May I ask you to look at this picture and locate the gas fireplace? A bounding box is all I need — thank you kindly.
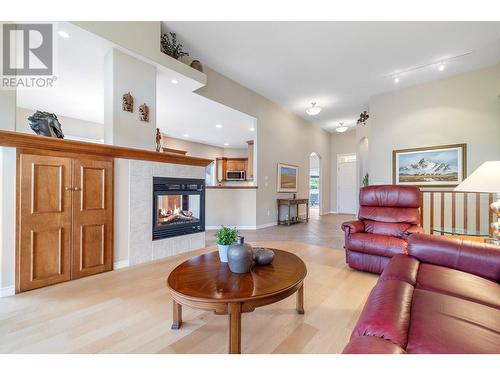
[152,177,205,240]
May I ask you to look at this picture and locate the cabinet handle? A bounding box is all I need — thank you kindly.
[65,187,73,191]
[74,187,82,191]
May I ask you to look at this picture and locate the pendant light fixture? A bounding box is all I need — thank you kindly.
[306,102,322,116]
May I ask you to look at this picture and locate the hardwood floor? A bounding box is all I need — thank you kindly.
[0,214,378,354]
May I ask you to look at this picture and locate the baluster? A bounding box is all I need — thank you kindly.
[464,193,468,232]
[476,192,481,233]
[440,192,445,232]
[430,192,434,234]
[451,192,456,232]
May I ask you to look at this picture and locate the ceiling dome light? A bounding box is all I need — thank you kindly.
[58,30,70,39]
[393,77,400,84]
[336,122,348,133]
[438,63,445,72]
[171,79,179,84]
[183,134,189,138]
[306,102,322,116]
[249,127,255,131]
[215,124,223,128]
[224,143,229,146]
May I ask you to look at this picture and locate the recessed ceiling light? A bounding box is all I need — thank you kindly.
[171,79,179,84]
[224,143,229,146]
[249,127,255,131]
[215,124,223,128]
[306,102,322,116]
[58,30,70,39]
[438,63,445,72]
[183,134,189,138]
[394,77,400,84]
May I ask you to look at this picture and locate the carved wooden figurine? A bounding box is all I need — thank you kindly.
[139,104,149,122]
[122,92,134,112]
[155,128,162,152]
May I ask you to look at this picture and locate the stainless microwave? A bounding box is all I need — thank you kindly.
[226,170,246,181]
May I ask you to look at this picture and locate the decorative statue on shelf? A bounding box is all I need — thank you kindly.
[27,111,64,138]
[357,110,369,125]
[139,103,149,122]
[122,92,134,112]
[155,128,162,152]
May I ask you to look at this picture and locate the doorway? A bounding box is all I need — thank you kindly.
[309,152,321,218]
[337,153,357,214]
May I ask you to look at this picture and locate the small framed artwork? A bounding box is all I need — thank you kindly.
[393,144,467,187]
[277,163,299,192]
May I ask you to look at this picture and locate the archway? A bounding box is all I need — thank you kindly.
[309,152,321,218]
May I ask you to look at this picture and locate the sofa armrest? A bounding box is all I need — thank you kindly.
[408,234,500,281]
[343,336,406,354]
[341,220,365,235]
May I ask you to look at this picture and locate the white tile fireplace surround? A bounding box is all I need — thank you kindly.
[114,159,206,268]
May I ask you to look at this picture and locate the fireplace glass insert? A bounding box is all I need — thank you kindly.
[153,177,205,240]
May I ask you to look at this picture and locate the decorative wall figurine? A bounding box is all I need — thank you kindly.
[122,92,134,112]
[155,128,162,152]
[27,111,64,138]
[139,104,149,122]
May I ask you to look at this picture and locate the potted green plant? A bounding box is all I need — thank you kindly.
[215,226,238,262]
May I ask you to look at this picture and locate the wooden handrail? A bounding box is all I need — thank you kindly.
[420,190,496,236]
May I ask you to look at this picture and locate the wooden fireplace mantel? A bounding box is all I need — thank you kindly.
[0,130,213,167]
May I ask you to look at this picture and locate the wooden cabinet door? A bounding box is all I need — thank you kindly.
[71,158,113,279]
[72,159,113,279]
[18,154,72,292]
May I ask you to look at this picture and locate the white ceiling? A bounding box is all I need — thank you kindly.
[164,21,500,132]
[17,22,112,124]
[157,70,256,148]
[17,22,256,148]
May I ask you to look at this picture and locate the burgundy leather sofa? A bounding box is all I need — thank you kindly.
[343,234,500,354]
[341,185,423,274]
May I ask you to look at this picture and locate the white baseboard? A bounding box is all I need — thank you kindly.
[0,285,15,298]
[113,260,130,270]
[206,222,276,231]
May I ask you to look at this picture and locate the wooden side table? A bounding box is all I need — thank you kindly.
[277,198,309,225]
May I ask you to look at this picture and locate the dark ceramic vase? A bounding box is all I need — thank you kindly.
[227,236,253,274]
[190,59,203,72]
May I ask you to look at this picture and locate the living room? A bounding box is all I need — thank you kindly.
[0,1,499,373]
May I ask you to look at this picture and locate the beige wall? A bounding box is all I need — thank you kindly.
[163,136,223,160]
[206,188,257,229]
[16,107,104,140]
[366,64,500,184]
[196,67,331,225]
[0,91,16,131]
[330,130,357,212]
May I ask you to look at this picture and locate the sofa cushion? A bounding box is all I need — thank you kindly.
[351,279,414,348]
[379,254,419,285]
[406,289,500,354]
[346,251,390,275]
[347,233,408,257]
[359,206,420,224]
[342,336,406,354]
[416,263,500,309]
[363,220,412,238]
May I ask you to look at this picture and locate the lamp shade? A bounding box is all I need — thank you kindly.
[454,161,500,193]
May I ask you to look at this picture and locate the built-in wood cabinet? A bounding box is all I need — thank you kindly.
[17,151,113,292]
[216,157,249,182]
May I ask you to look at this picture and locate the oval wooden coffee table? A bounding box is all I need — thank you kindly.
[167,248,307,354]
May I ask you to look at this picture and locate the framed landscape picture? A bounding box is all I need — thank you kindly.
[277,163,298,192]
[393,144,467,187]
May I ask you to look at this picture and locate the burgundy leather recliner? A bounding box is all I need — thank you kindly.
[341,185,423,274]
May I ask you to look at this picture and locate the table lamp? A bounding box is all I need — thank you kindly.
[455,161,500,243]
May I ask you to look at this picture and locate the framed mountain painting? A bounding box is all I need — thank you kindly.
[392,144,467,187]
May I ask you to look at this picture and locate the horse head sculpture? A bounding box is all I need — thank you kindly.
[27,111,64,138]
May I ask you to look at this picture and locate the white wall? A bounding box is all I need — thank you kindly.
[330,130,357,213]
[206,188,257,229]
[104,48,157,150]
[0,148,16,296]
[223,148,248,158]
[366,64,500,184]
[0,91,16,131]
[196,67,331,225]
[16,107,104,140]
[163,136,223,160]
